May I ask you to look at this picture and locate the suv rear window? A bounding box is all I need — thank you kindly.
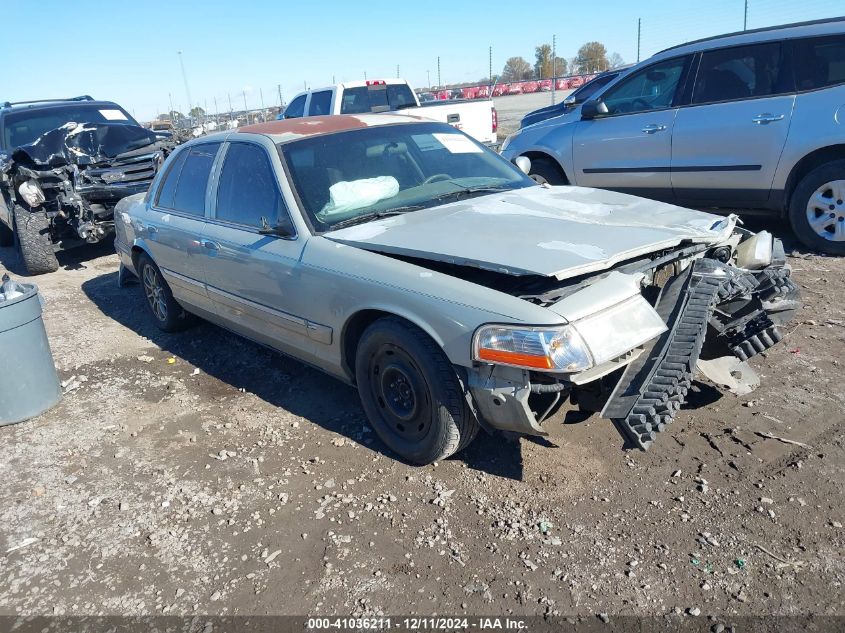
[3,104,138,149]
[793,35,845,91]
[692,43,788,104]
[340,84,417,114]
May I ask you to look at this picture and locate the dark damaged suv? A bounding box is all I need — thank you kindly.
[0,96,176,274]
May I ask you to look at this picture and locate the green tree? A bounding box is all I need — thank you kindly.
[574,41,609,74]
[534,44,567,79]
[501,56,533,82]
[167,110,185,122]
[189,106,205,119]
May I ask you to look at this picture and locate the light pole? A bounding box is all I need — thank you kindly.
[437,56,441,88]
[637,18,642,63]
[743,0,748,30]
[177,51,193,122]
[427,70,430,90]
[551,35,556,105]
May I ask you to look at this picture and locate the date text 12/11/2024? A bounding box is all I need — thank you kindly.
[306,617,528,630]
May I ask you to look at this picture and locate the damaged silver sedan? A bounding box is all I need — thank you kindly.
[114,114,800,464]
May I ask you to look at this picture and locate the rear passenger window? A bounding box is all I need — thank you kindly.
[693,43,787,104]
[793,35,845,91]
[308,90,332,116]
[216,143,292,231]
[170,143,220,215]
[155,148,188,208]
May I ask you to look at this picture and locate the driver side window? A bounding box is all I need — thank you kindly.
[600,56,689,115]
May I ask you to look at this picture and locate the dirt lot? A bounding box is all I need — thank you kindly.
[0,216,843,620]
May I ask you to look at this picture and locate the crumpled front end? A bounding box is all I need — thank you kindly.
[3,122,174,247]
[466,232,800,449]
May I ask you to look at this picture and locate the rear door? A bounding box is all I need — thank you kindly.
[671,42,795,204]
[144,142,221,312]
[572,55,691,198]
[201,140,319,360]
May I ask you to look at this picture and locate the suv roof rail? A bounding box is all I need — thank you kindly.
[657,15,845,54]
[1,95,95,109]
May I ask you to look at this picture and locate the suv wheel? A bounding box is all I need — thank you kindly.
[13,206,59,275]
[789,160,845,255]
[354,317,479,465]
[528,157,568,186]
[136,253,195,332]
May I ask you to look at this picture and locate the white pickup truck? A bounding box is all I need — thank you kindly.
[281,79,498,146]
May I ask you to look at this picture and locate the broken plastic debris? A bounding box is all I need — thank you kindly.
[734,558,746,569]
[1,273,24,301]
[166,357,176,364]
[6,537,38,553]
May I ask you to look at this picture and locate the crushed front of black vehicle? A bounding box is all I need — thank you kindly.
[2,121,174,260]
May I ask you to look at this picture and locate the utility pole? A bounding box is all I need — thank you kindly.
[396,64,400,78]
[743,0,748,30]
[277,84,283,108]
[364,71,367,81]
[637,18,642,63]
[551,34,556,105]
[259,87,265,121]
[168,92,174,118]
[427,70,431,90]
[214,96,218,125]
[488,46,492,88]
[242,91,248,123]
[227,92,233,123]
[437,56,441,88]
[177,51,193,121]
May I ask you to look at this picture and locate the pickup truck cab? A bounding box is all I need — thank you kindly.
[282,79,498,146]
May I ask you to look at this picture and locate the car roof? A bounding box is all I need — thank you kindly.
[0,98,124,115]
[653,16,845,60]
[237,113,429,144]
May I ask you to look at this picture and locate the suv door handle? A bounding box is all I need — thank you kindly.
[752,113,785,124]
[201,240,219,251]
[641,124,667,134]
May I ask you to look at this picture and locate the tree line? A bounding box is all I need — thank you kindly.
[498,42,626,83]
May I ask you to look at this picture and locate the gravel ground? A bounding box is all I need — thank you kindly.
[493,91,574,136]
[0,216,843,619]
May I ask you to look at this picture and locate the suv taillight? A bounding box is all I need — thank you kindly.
[492,107,498,132]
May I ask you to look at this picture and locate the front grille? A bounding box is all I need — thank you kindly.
[80,153,158,186]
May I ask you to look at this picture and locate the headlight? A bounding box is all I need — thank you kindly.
[473,324,593,373]
[735,230,773,269]
[18,180,45,208]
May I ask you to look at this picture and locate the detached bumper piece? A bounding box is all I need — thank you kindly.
[602,259,796,450]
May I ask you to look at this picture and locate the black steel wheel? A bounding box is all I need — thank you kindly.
[355,317,478,464]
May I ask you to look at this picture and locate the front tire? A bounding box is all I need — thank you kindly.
[13,206,59,275]
[527,157,568,186]
[355,317,479,465]
[788,160,845,255]
[136,253,195,332]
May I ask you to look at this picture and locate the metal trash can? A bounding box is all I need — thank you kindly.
[0,282,61,425]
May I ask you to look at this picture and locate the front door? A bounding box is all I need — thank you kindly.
[572,55,692,200]
[671,42,794,205]
[201,140,317,360]
[144,142,221,312]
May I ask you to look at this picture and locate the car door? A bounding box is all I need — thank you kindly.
[201,140,319,360]
[143,141,221,313]
[572,55,691,199]
[671,42,795,205]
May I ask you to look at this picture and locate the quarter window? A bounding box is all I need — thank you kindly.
[308,90,332,116]
[170,143,220,215]
[216,143,291,231]
[284,95,307,119]
[155,148,188,208]
[600,56,688,115]
[692,43,786,104]
[793,35,845,91]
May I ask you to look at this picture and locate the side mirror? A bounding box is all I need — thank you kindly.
[580,99,609,120]
[563,95,576,106]
[259,216,295,238]
[513,156,531,175]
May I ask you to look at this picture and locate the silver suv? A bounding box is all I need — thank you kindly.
[500,18,845,255]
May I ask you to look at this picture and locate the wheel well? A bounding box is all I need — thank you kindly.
[131,245,147,270]
[784,145,845,211]
[341,309,394,381]
[521,151,569,183]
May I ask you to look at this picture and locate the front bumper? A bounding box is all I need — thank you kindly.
[467,257,800,448]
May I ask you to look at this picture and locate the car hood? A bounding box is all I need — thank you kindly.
[325,186,735,280]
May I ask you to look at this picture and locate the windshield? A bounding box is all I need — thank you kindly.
[570,72,619,103]
[281,122,534,232]
[3,104,138,149]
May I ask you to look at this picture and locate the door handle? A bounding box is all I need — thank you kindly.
[752,113,785,124]
[201,240,219,251]
[641,124,667,134]
[146,225,158,235]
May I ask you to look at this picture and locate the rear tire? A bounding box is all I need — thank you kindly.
[355,317,479,465]
[788,160,845,255]
[528,157,568,186]
[14,205,59,275]
[136,253,195,332]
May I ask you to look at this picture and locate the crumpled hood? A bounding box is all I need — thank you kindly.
[11,121,162,167]
[325,186,735,280]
